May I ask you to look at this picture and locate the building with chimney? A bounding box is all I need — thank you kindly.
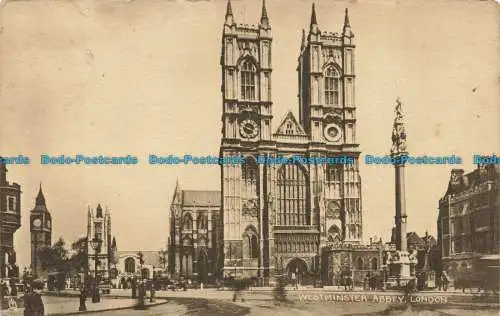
[30,184,52,278]
[87,204,115,283]
[437,163,500,280]
[0,159,21,280]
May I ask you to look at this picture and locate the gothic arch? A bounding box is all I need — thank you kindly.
[322,62,342,74]
[196,213,208,230]
[243,225,259,259]
[327,225,341,241]
[236,55,259,70]
[356,257,363,270]
[182,213,193,230]
[371,257,378,270]
[242,156,259,198]
[323,63,341,106]
[285,257,309,276]
[276,162,310,226]
[237,58,258,101]
[124,257,135,274]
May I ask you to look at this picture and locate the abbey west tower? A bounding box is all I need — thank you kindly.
[219,1,362,279]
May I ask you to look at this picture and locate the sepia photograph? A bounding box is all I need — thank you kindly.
[0,0,498,315]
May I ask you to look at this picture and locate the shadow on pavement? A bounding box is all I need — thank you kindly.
[344,303,498,316]
[168,297,250,316]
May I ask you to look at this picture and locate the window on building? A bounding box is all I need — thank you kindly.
[197,214,208,230]
[371,258,378,270]
[242,157,258,198]
[94,223,103,241]
[276,163,309,226]
[183,214,193,230]
[326,164,342,182]
[285,122,294,135]
[124,257,135,273]
[240,60,256,100]
[250,235,258,259]
[324,66,340,105]
[6,196,16,212]
[244,227,259,259]
[356,257,363,270]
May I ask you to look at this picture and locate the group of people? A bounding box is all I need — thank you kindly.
[22,281,45,316]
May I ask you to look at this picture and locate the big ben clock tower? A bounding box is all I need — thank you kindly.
[30,184,52,277]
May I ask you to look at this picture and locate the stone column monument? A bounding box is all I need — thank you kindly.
[387,98,417,287]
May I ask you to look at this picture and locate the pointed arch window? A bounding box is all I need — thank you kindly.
[277,163,309,226]
[240,61,256,100]
[356,257,363,270]
[183,214,193,231]
[244,227,259,259]
[325,66,340,105]
[250,235,258,258]
[197,213,208,230]
[242,157,258,198]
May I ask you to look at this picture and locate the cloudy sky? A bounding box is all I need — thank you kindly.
[0,0,498,268]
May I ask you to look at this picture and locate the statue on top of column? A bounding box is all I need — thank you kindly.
[391,97,407,156]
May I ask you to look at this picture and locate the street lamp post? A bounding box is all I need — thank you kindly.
[78,241,88,311]
[90,236,102,303]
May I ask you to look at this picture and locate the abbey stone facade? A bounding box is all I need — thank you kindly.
[169,1,386,285]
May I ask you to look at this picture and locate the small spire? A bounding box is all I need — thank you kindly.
[225,0,234,25]
[226,0,233,17]
[96,203,103,218]
[310,3,318,27]
[260,0,270,28]
[35,183,46,207]
[343,8,354,38]
[300,29,306,50]
[344,8,350,28]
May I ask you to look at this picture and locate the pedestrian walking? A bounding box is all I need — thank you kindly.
[24,280,44,316]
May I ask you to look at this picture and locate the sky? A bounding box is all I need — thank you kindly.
[0,0,498,269]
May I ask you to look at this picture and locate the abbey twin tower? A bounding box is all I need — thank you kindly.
[169,1,381,285]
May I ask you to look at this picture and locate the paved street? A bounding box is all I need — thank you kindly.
[95,288,499,315]
[2,288,497,315]
[1,295,165,315]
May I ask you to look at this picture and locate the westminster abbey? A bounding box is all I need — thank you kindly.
[169,1,385,285]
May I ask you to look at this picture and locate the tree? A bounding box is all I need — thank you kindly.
[38,237,70,273]
[69,237,88,273]
[137,251,146,279]
[158,249,167,270]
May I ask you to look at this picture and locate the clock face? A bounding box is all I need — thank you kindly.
[240,119,259,139]
[324,124,342,142]
[33,218,42,228]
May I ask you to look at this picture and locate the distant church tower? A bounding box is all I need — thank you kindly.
[87,204,112,281]
[30,184,52,277]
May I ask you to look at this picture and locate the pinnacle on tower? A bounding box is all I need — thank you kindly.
[343,8,353,37]
[309,3,319,35]
[260,0,270,28]
[35,183,46,206]
[344,8,350,28]
[310,3,318,28]
[96,203,103,218]
[300,29,306,50]
[225,0,234,25]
